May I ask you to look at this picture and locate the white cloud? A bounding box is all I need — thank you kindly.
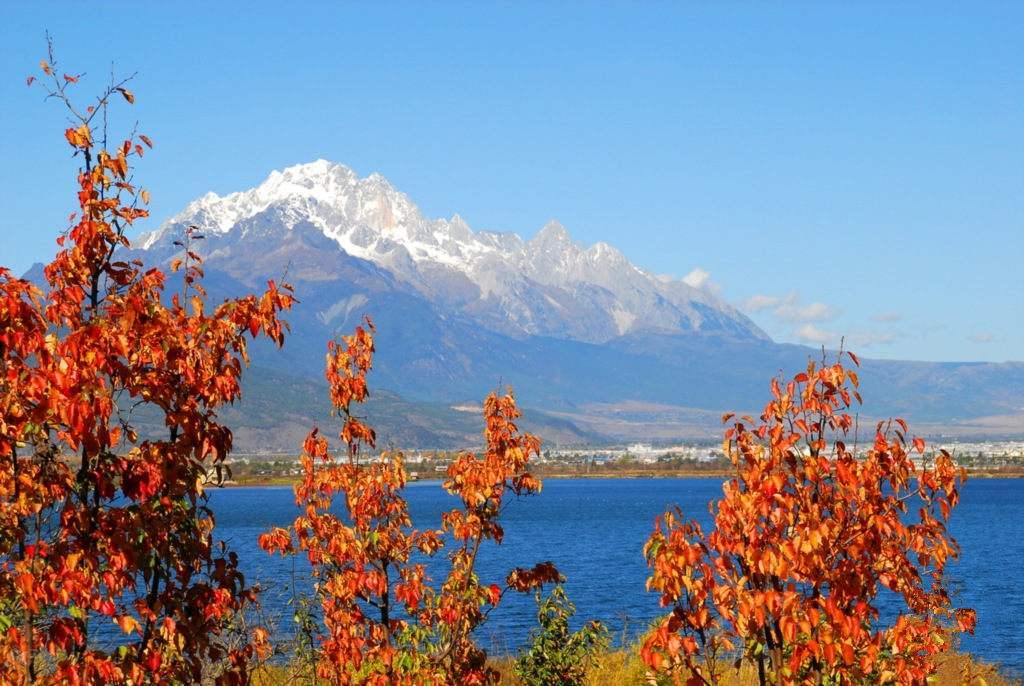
[742,292,836,323]
[849,330,897,347]
[775,300,835,323]
[736,292,900,352]
[792,326,897,349]
[681,267,721,295]
[795,323,835,345]
[682,268,710,289]
[743,294,781,312]
[969,333,995,344]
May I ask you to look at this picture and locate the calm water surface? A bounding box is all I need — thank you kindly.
[208,478,1023,675]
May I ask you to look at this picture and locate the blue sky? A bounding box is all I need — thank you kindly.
[1,3,1021,362]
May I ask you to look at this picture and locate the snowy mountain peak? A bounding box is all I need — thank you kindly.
[532,220,572,245]
[139,161,769,344]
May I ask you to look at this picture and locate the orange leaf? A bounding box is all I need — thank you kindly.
[64,124,91,149]
[116,614,140,634]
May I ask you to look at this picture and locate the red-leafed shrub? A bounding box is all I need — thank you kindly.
[642,353,976,686]
[0,47,292,684]
[261,319,560,685]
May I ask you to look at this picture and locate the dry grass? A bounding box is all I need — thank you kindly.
[489,649,1020,686]
[254,649,1019,685]
[251,651,1019,683]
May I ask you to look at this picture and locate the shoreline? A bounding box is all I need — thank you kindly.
[224,468,1024,488]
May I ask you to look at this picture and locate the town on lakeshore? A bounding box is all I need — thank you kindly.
[223,440,1024,485]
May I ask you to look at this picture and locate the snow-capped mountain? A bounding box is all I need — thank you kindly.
[138,160,768,344]
[125,161,1024,443]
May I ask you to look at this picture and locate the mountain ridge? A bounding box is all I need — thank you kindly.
[138,160,769,345]
[22,160,1023,448]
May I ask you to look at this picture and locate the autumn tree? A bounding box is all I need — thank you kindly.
[641,352,976,686]
[0,44,292,684]
[260,319,561,685]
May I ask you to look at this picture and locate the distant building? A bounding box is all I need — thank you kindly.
[627,443,659,463]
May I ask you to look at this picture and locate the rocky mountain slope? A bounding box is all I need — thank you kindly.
[138,160,767,345]
[27,161,1021,448]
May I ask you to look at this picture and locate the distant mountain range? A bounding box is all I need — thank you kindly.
[28,161,1024,449]
[138,160,767,344]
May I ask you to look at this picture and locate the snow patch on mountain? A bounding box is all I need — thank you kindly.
[139,160,769,344]
[317,293,370,326]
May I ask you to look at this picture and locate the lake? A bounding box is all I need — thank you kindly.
[208,477,1023,676]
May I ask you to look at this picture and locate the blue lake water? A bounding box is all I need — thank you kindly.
[208,477,1023,676]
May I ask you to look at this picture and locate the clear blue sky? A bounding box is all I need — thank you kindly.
[2,2,1020,362]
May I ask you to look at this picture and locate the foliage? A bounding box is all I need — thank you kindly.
[641,352,977,686]
[0,45,293,684]
[513,584,608,686]
[259,319,561,685]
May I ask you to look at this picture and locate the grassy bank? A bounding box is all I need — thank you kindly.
[251,649,1019,685]
[493,650,1021,686]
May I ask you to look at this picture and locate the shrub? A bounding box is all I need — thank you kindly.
[514,584,608,686]
[260,319,561,685]
[0,46,293,684]
[641,352,976,686]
